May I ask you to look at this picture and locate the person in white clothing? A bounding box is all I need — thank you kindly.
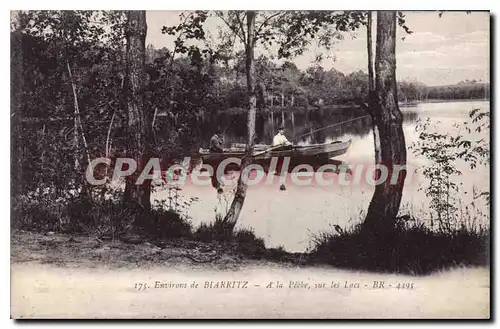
[273,126,292,146]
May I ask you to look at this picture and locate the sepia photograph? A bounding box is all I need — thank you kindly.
[10,9,490,319]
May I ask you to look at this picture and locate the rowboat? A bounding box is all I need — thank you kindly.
[230,143,269,150]
[199,140,351,164]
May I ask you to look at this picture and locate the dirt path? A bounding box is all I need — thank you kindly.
[11,230,253,270]
[11,231,490,319]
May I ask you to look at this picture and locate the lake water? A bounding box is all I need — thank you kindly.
[154,100,490,252]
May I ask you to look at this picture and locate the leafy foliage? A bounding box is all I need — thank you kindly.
[410,108,490,231]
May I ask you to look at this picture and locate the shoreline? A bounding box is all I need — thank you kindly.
[193,99,491,115]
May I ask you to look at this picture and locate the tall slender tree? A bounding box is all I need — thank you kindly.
[221,11,257,233]
[366,11,382,166]
[123,11,153,212]
[364,11,407,231]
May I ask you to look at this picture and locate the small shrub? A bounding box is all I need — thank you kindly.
[193,216,267,257]
[410,108,490,232]
[233,228,266,258]
[310,219,489,275]
[194,222,218,243]
[64,197,96,232]
[193,214,233,242]
[12,200,60,231]
[149,208,193,239]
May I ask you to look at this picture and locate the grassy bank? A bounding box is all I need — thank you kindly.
[11,198,489,274]
[309,220,489,275]
[11,198,305,268]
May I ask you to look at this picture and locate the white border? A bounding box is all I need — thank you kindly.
[5,1,496,10]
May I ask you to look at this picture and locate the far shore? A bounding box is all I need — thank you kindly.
[415,98,489,104]
[156,98,490,116]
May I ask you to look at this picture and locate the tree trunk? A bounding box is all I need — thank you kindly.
[367,12,375,93]
[67,62,91,169]
[364,11,407,232]
[367,11,382,166]
[270,111,274,136]
[123,11,152,212]
[11,28,24,195]
[221,11,256,235]
[256,82,266,110]
[73,96,80,173]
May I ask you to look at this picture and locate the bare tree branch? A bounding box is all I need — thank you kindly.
[215,11,245,44]
[255,11,284,38]
[235,12,247,45]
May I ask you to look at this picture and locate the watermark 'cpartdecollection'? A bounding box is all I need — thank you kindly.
[86,157,415,187]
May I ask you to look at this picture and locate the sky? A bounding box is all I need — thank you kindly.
[145,11,490,86]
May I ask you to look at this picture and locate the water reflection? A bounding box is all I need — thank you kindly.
[196,107,418,148]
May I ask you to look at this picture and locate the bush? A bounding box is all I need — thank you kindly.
[12,193,195,240]
[310,219,489,275]
[193,216,267,257]
[233,228,266,258]
[148,208,193,239]
[12,199,61,231]
[194,222,219,243]
[193,215,234,243]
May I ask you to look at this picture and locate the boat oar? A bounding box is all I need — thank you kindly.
[253,143,293,157]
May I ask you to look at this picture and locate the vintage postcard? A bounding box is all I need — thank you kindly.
[10,10,490,319]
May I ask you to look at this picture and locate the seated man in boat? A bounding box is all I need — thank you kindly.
[273,126,292,147]
[209,130,224,153]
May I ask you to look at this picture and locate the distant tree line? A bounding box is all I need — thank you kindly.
[147,47,490,111]
[397,79,490,103]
